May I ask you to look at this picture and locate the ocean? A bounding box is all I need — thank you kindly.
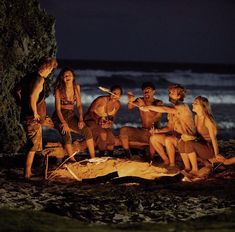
[46,69,235,139]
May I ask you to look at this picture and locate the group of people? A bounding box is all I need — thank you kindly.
[14,57,234,179]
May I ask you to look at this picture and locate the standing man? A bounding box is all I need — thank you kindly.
[119,82,168,162]
[14,57,58,178]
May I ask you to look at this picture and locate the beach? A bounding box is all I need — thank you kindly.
[0,139,235,231]
[1,68,235,231]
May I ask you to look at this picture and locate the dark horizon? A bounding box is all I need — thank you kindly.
[58,59,235,73]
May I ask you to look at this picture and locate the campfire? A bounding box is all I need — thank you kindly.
[47,157,178,183]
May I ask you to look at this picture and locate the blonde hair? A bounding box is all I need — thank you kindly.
[168,84,186,101]
[195,96,217,130]
[38,57,58,73]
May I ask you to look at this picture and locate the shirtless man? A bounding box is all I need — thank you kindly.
[141,84,196,168]
[119,82,167,161]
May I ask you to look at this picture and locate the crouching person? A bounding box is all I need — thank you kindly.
[84,85,122,156]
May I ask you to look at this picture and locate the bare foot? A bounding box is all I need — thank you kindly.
[189,170,199,177]
[163,159,170,166]
[24,172,32,179]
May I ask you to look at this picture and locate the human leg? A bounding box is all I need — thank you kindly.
[180,153,191,171]
[25,150,35,178]
[119,127,131,150]
[106,129,117,156]
[24,120,42,178]
[64,143,76,162]
[86,139,95,158]
[165,136,178,166]
[119,127,134,158]
[150,134,169,164]
[188,152,199,174]
[86,121,107,155]
[80,125,95,158]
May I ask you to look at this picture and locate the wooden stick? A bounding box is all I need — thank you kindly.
[65,164,81,181]
[47,151,77,180]
[98,86,141,108]
[98,86,116,96]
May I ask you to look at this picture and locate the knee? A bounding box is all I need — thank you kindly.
[82,126,93,140]
[165,137,174,147]
[188,152,196,158]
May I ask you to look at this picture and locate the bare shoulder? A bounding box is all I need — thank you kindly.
[175,103,190,111]
[93,95,106,105]
[32,76,44,91]
[174,103,192,117]
[35,75,44,85]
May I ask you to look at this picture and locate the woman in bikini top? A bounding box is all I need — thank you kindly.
[85,86,122,127]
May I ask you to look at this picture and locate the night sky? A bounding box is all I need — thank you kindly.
[39,0,235,64]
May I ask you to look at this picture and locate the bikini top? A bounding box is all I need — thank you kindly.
[60,89,77,106]
[196,117,211,141]
[94,98,116,117]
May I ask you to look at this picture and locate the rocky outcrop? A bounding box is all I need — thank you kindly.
[0,0,56,152]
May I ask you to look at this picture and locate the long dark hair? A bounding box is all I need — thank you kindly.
[53,67,77,95]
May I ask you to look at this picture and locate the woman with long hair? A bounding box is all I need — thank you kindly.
[52,67,95,161]
[84,85,122,156]
[180,96,222,176]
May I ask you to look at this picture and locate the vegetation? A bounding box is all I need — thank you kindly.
[0,0,56,152]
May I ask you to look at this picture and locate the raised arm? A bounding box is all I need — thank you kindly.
[141,105,177,114]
